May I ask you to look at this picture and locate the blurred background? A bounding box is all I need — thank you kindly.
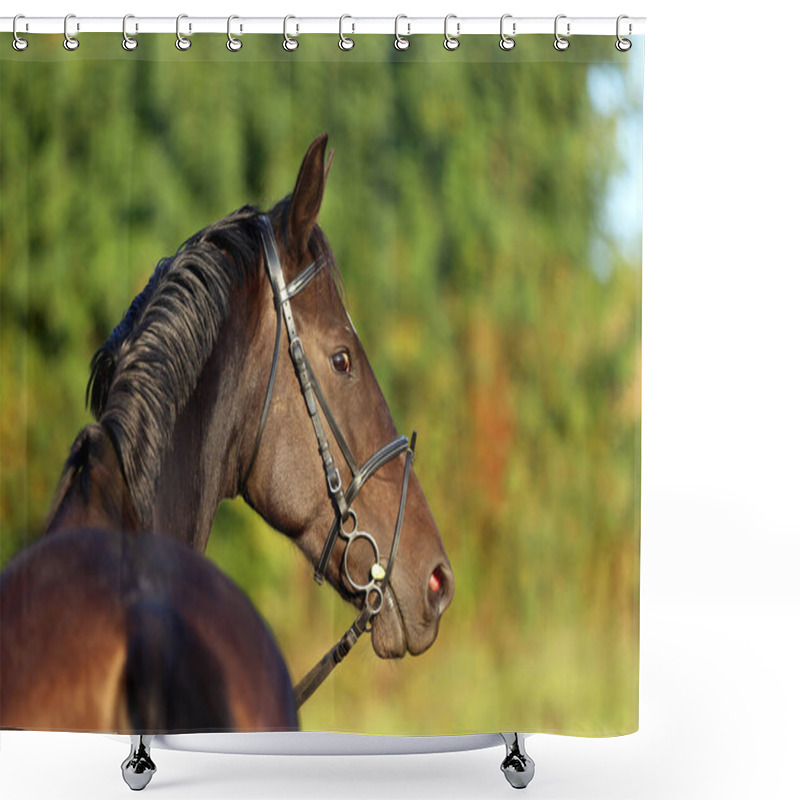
[0,34,642,736]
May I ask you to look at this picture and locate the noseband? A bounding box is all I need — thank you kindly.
[242,216,416,708]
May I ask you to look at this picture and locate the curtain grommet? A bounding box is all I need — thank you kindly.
[615,15,632,51]
[283,15,299,51]
[394,15,410,51]
[175,14,191,51]
[12,15,29,51]
[339,15,355,51]
[499,14,516,51]
[444,14,460,51]
[554,14,570,51]
[64,13,80,51]
[227,15,243,52]
[122,14,138,51]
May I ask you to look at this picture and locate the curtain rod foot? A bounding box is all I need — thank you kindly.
[121,735,157,791]
[500,733,535,789]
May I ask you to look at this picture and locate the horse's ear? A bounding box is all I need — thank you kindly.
[288,133,333,260]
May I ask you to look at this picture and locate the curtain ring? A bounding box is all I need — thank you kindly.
[499,14,515,51]
[122,14,138,51]
[615,15,632,51]
[176,14,191,50]
[553,14,570,51]
[227,15,243,51]
[443,14,460,51]
[12,15,28,51]
[64,13,80,51]
[339,14,355,50]
[283,15,299,51]
[394,15,410,51]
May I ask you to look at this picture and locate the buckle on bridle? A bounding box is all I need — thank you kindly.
[289,337,305,364]
[327,466,343,495]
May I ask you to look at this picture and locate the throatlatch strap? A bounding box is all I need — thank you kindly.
[241,219,319,498]
[240,306,282,497]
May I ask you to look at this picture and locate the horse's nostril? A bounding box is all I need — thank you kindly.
[428,564,453,615]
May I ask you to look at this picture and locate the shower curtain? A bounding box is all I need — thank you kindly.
[0,30,643,738]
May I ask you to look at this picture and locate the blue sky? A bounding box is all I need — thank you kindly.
[587,38,644,276]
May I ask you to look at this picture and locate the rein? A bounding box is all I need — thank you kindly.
[243,216,416,709]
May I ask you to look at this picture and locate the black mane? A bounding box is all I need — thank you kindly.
[88,205,265,528]
[87,201,340,530]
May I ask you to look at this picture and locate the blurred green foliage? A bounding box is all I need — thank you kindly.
[1,34,641,735]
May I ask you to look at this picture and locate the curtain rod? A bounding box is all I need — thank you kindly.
[2,16,646,37]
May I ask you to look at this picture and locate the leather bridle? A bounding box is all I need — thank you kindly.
[241,215,416,708]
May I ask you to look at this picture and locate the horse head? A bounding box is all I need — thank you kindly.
[240,135,454,659]
[88,134,453,662]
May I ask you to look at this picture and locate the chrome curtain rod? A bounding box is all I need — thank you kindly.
[2,15,646,37]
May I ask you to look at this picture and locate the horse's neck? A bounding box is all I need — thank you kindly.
[151,290,259,551]
[45,423,138,535]
[151,395,233,550]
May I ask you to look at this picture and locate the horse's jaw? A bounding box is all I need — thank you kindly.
[369,585,408,659]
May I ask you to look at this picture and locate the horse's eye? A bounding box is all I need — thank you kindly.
[331,351,351,374]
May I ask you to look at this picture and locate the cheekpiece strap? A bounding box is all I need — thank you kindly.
[260,216,349,520]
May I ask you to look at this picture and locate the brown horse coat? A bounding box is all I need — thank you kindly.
[0,424,297,733]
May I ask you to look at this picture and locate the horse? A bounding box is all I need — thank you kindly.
[0,423,299,788]
[84,132,454,664]
[2,133,452,785]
